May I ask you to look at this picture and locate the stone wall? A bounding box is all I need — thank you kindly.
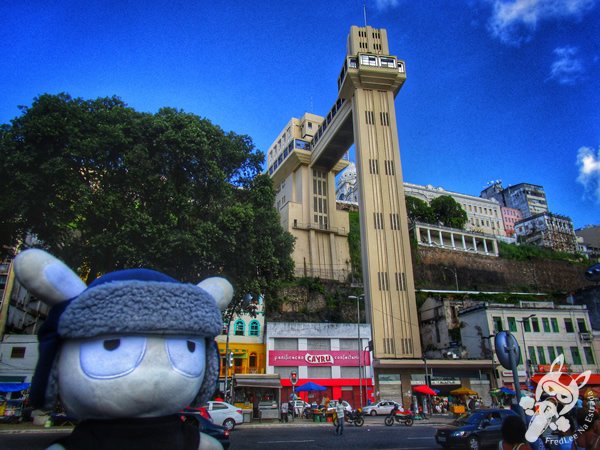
[412,247,589,293]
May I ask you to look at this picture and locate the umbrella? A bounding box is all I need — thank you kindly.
[500,387,515,395]
[450,387,478,396]
[294,381,327,392]
[413,385,437,396]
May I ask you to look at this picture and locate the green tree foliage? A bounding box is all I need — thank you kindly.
[405,196,435,224]
[348,210,362,281]
[0,93,294,303]
[430,195,468,229]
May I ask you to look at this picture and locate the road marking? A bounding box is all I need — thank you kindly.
[257,440,315,444]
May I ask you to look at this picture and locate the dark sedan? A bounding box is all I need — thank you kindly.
[180,413,231,449]
[435,408,517,450]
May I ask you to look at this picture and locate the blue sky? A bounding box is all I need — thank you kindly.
[1,0,598,228]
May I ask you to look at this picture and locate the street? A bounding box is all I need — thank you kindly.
[0,418,444,450]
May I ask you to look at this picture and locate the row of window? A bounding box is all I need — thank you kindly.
[493,316,588,334]
[522,345,594,366]
[223,319,261,337]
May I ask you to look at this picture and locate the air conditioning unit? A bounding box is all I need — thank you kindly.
[580,332,592,342]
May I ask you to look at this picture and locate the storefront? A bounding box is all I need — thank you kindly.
[266,322,373,408]
[230,374,281,420]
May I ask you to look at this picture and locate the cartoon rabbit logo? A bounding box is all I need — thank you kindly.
[520,355,591,442]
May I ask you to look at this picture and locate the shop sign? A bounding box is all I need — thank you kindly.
[501,370,526,377]
[269,350,370,367]
[537,364,569,373]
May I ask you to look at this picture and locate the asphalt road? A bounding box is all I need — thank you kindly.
[0,418,444,450]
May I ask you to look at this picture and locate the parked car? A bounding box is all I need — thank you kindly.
[435,408,518,449]
[202,401,243,431]
[180,413,230,449]
[326,400,352,414]
[291,400,310,416]
[362,400,401,416]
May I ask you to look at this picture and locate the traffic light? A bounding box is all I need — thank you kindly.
[228,352,233,367]
[290,371,298,385]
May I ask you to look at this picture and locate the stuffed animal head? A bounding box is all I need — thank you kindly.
[14,249,233,420]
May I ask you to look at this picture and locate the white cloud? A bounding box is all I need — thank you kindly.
[486,0,596,46]
[548,46,585,84]
[576,146,600,202]
[374,0,400,11]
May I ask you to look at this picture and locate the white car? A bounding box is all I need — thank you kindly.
[326,400,352,413]
[362,400,401,416]
[203,401,243,430]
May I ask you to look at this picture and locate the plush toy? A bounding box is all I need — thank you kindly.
[14,248,233,450]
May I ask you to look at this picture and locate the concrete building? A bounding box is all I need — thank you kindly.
[267,113,351,282]
[481,182,548,219]
[460,301,599,390]
[514,212,578,254]
[576,225,600,261]
[0,334,38,384]
[404,182,505,237]
[266,322,373,408]
[267,25,422,377]
[501,207,523,237]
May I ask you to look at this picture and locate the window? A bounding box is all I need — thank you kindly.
[10,347,26,359]
[523,318,531,332]
[249,352,257,368]
[531,318,540,332]
[307,366,332,378]
[542,318,550,333]
[584,347,595,365]
[577,318,587,332]
[564,319,574,333]
[570,347,582,365]
[527,347,537,365]
[274,366,298,378]
[307,339,330,350]
[234,320,245,336]
[274,338,298,350]
[556,346,565,360]
[493,317,503,333]
[249,320,260,336]
[508,317,517,332]
[341,367,360,378]
[537,347,547,365]
[548,346,557,362]
[551,318,559,333]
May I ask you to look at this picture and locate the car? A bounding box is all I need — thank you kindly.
[291,400,310,416]
[362,400,401,416]
[202,401,243,431]
[326,400,352,413]
[180,413,231,449]
[180,406,211,421]
[435,408,518,449]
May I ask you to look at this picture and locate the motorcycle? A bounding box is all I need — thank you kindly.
[334,408,364,427]
[384,405,414,427]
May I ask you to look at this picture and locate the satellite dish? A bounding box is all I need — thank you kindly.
[494,331,521,370]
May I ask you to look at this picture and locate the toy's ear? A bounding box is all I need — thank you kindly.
[549,354,565,374]
[13,249,87,306]
[197,277,234,311]
[574,370,592,389]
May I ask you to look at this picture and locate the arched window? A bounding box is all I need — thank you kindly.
[249,352,257,368]
[234,320,245,336]
[249,320,260,337]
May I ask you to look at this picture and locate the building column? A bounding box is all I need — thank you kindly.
[450,232,456,249]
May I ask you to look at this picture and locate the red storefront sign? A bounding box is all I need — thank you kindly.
[269,350,370,367]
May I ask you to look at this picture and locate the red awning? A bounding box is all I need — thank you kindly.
[531,374,600,386]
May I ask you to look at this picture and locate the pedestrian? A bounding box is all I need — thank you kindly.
[499,415,533,450]
[281,401,288,423]
[335,399,346,436]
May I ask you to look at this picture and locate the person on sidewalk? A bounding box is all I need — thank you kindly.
[280,402,288,423]
[335,399,346,436]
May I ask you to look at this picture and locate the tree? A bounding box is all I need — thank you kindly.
[405,196,435,225]
[0,93,294,304]
[430,195,468,229]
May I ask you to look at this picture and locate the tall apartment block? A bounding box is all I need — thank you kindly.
[481,181,548,219]
[268,25,421,363]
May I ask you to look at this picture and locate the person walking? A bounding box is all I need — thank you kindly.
[335,399,346,436]
[280,401,288,423]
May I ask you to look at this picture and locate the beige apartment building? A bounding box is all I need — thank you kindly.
[267,114,351,281]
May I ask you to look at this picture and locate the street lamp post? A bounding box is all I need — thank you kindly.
[518,314,536,388]
[348,294,364,408]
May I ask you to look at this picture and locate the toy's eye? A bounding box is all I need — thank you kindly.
[165,338,206,378]
[80,337,146,379]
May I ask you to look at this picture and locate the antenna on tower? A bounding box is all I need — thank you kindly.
[363,1,368,27]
